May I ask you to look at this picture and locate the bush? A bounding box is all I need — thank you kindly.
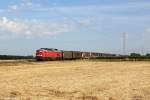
[146,53,150,57]
[130,53,141,57]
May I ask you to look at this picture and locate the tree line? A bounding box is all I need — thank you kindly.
[95,53,150,61]
[130,53,150,57]
[0,55,34,60]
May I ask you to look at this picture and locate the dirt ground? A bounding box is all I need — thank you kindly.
[0,60,149,100]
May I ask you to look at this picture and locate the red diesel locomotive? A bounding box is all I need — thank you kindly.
[36,48,62,61]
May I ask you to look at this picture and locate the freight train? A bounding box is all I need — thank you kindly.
[36,48,116,61]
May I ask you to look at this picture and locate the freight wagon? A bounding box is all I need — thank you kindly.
[36,48,115,61]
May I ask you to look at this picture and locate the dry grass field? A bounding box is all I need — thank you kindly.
[0,60,150,100]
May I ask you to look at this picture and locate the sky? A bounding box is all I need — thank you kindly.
[0,0,150,55]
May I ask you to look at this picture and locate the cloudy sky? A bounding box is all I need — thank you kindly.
[0,0,150,55]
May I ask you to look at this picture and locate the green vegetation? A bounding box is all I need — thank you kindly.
[0,55,34,60]
[146,53,150,57]
[130,53,141,57]
[94,53,150,61]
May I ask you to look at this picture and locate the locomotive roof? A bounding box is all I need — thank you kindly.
[40,48,59,51]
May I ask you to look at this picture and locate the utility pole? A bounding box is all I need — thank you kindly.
[123,33,127,55]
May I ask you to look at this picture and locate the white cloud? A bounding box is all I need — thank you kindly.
[8,5,18,11]
[145,28,150,33]
[7,0,40,11]
[26,2,33,6]
[78,19,92,27]
[0,17,90,38]
[0,17,25,34]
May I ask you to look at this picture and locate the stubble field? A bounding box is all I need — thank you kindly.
[0,60,150,100]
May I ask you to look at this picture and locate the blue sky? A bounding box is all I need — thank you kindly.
[0,0,150,55]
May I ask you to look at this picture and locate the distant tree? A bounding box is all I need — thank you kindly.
[130,53,141,57]
[146,53,150,57]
